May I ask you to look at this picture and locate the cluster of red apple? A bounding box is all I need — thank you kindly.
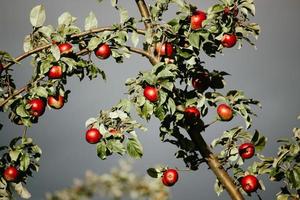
[26,42,112,120]
[238,142,260,193]
[154,8,238,62]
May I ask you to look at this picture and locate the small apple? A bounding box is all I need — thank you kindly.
[94,43,111,59]
[47,95,64,109]
[192,73,210,92]
[58,43,73,55]
[48,65,63,79]
[184,106,200,124]
[28,98,46,117]
[221,34,237,48]
[240,175,259,193]
[143,86,159,102]
[190,10,207,30]
[162,168,179,187]
[85,128,102,144]
[224,6,230,15]
[217,103,233,121]
[155,43,174,57]
[239,143,255,159]
[3,166,19,182]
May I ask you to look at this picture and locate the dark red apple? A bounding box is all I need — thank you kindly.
[48,66,63,79]
[240,175,259,193]
[192,73,210,92]
[58,43,73,55]
[217,104,233,121]
[162,168,179,187]
[239,143,255,159]
[190,10,207,30]
[3,166,19,182]
[28,98,46,117]
[85,128,102,144]
[94,43,111,59]
[143,86,159,102]
[221,34,237,48]
[224,6,230,15]
[155,43,174,57]
[47,95,64,109]
[184,106,201,124]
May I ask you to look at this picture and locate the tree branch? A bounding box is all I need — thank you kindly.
[187,125,245,200]
[126,46,158,65]
[135,0,152,30]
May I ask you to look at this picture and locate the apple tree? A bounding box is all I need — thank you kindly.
[0,0,299,200]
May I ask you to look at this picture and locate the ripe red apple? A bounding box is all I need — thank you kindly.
[221,34,237,48]
[190,10,207,30]
[184,106,201,124]
[240,175,259,193]
[94,43,111,59]
[3,166,19,182]
[28,98,46,117]
[217,104,233,121]
[239,143,255,159]
[48,66,63,79]
[143,86,159,102]
[192,73,210,92]
[224,6,230,15]
[155,43,174,57]
[47,95,64,109]
[162,168,179,187]
[85,128,102,144]
[58,43,73,55]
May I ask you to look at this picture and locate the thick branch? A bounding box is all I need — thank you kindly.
[126,46,158,65]
[135,0,152,30]
[187,125,245,200]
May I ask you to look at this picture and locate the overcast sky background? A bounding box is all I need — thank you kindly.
[1,0,300,199]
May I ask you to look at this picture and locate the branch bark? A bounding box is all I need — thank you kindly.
[135,0,152,30]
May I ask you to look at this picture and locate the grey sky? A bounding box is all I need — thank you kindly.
[0,0,300,199]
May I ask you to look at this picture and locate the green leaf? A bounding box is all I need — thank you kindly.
[12,183,31,199]
[85,117,97,128]
[127,137,143,159]
[214,179,224,196]
[131,31,139,47]
[119,7,129,24]
[147,168,160,178]
[188,32,200,48]
[168,98,176,115]
[9,150,21,161]
[96,141,107,160]
[35,86,48,98]
[85,12,98,31]
[23,35,33,52]
[142,101,154,119]
[58,12,75,26]
[30,5,46,27]
[20,153,30,171]
[50,45,60,61]
[107,140,125,154]
[16,105,28,117]
[88,37,102,51]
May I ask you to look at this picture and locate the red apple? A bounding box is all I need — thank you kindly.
[217,104,233,121]
[240,175,259,193]
[190,10,207,30]
[143,86,159,102]
[3,166,19,182]
[48,65,63,79]
[162,168,179,187]
[184,106,201,124]
[85,128,102,144]
[192,73,210,92]
[239,143,255,159]
[28,98,46,117]
[94,43,111,59]
[155,43,174,57]
[224,6,230,15]
[58,43,73,55]
[221,34,237,48]
[47,95,64,109]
